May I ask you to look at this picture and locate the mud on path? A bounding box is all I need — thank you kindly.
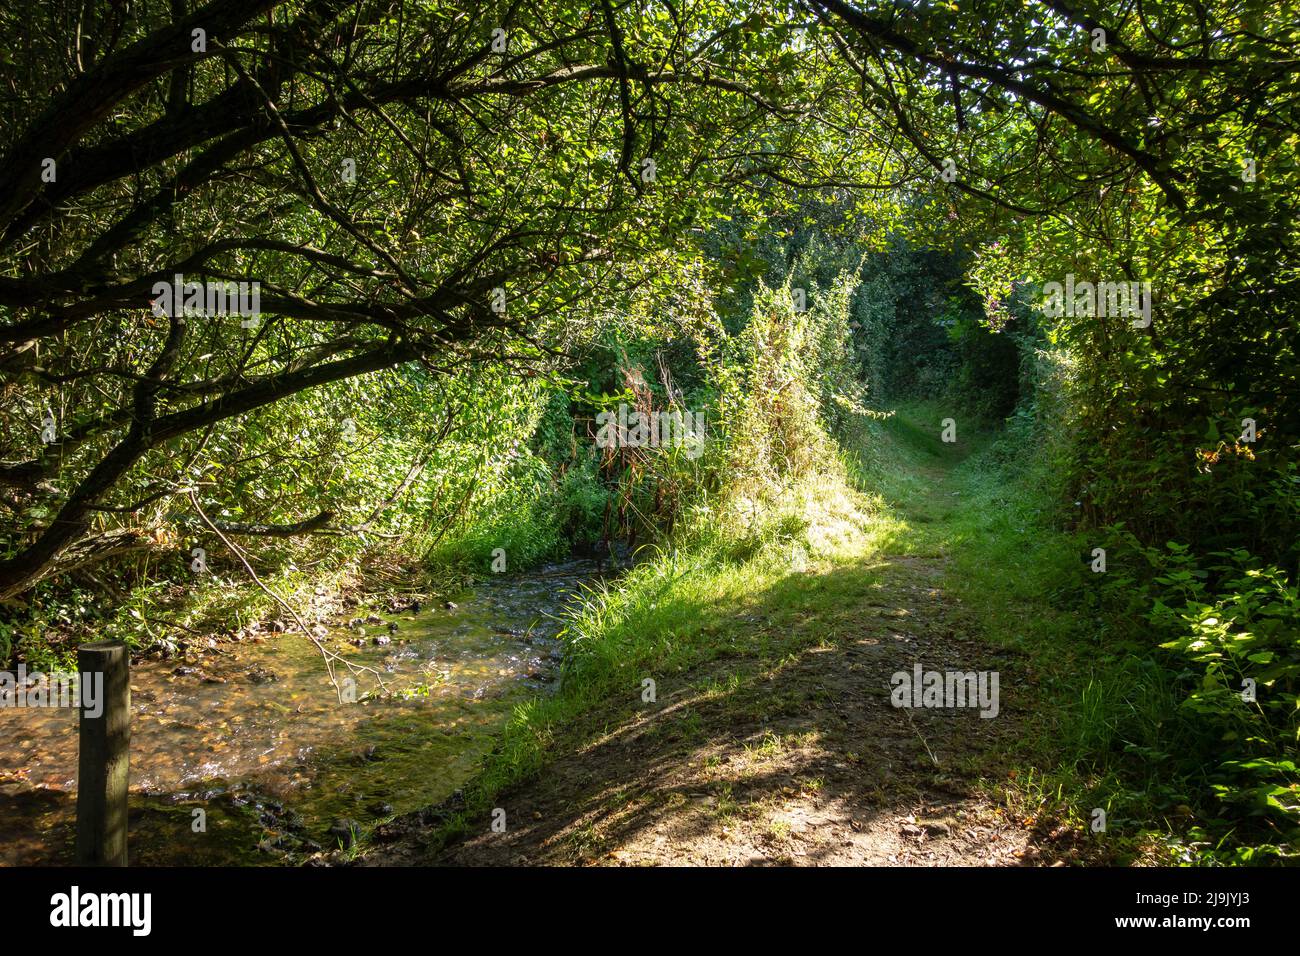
[366,475,1063,866]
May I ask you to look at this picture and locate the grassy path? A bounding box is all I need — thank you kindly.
[363,409,1104,866]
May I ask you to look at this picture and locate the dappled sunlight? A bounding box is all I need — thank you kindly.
[2,1,1293,884]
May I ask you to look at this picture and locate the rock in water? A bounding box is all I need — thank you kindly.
[327,819,361,849]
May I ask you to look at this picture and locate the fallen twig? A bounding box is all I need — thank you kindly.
[188,490,386,702]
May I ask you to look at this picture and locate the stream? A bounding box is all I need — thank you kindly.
[0,559,604,865]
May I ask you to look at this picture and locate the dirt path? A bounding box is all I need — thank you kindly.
[366,430,1058,866]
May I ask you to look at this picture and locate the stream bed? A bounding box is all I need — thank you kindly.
[0,559,603,865]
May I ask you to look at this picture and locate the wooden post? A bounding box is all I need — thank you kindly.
[75,640,130,866]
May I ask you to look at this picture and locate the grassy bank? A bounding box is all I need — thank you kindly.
[356,407,1059,861]
[372,436,906,852]
[358,404,1292,865]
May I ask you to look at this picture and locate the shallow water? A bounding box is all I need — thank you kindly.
[0,560,601,865]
